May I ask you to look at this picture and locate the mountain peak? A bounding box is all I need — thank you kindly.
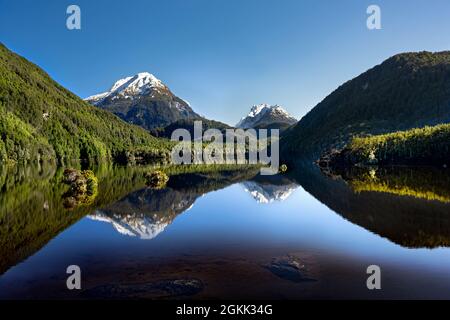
[84,72,198,130]
[236,104,297,129]
[248,103,271,116]
[85,72,167,105]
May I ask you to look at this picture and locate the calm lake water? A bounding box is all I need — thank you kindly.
[1,163,450,299]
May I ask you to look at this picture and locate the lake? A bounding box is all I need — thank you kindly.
[1,163,450,299]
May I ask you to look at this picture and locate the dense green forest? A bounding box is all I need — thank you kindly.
[0,43,172,165]
[322,123,450,167]
[282,51,450,160]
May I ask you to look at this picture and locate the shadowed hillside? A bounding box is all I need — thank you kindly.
[291,164,450,248]
[282,51,450,160]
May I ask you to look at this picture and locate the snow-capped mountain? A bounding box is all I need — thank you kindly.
[85,72,199,130]
[241,181,298,204]
[236,104,297,130]
[88,200,194,240]
[86,185,199,240]
[88,211,171,240]
[85,72,169,104]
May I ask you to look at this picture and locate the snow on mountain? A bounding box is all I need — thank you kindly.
[85,72,167,105]
[236,104,297,129]
[241,181,298,204]
[84,72,199,130]
[88,210,171,240]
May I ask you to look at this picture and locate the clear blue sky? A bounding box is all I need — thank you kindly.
[1,0,449,125]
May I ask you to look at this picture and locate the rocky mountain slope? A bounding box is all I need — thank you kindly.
[237,104,297,131]
[85,72,199,130]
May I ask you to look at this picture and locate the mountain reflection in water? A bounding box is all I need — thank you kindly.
[89,187,198,240]
[1,162,450,299]
[89,175,301,240]
[305,165,450,248]
[241,175,299,204]
[82,165,450,249]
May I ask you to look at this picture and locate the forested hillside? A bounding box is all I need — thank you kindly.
[0,43,172,165]
[320,123,450,167]
[282,51,450,160]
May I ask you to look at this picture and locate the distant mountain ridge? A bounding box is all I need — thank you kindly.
[150,117,232,138]
[282,51,450,160]
[85,72,199,130]
[236,104,297,130]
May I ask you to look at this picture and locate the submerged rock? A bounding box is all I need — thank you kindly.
[82,279,203,299]
[264,256,317,283]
